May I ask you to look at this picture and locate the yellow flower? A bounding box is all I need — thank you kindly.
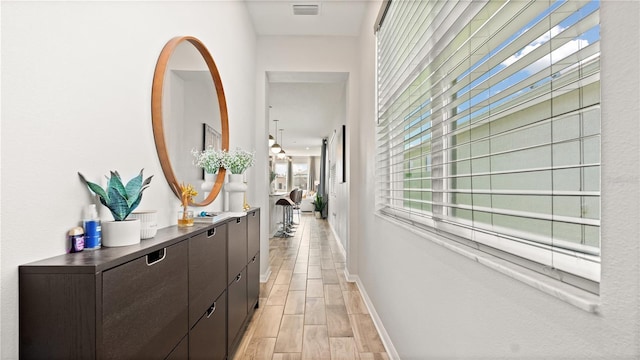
[178,182,198,208]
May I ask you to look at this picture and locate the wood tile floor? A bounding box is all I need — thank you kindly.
[232,213,389,360]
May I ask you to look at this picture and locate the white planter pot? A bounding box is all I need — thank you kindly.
[201,172,216,198]
[225,174,247,212]
[315,211,322,219]
[101,219,141,247]
[129,210,158,239]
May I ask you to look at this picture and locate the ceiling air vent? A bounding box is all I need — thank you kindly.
[292,4,320,16]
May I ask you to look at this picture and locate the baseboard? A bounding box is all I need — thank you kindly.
[331,223,399,359]
[328,221,347,259]
[260,266,272,283]
[344,268,400,360]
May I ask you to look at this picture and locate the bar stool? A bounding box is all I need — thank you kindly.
[275,197,295,237]
[291,189,303,224]
[288,189,302,225]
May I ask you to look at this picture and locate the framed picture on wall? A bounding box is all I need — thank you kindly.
[201,123,221,179]
[203,123,221,151]
[336,125,346,183]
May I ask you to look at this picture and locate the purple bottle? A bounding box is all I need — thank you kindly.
[68,227,85,253]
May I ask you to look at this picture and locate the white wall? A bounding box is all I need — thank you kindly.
[0,1,256,358]
[355,1,640,358]
[327,92,348,252]
[0,2,3,352]
[254,36,360,277]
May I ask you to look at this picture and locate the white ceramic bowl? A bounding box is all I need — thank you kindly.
[129,210,158,239]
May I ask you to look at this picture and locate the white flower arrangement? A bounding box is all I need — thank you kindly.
[222,148,255,174]
[191,146,224,174]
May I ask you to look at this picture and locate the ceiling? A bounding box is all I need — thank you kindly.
[245,0,369,157]
[245,0,368,37]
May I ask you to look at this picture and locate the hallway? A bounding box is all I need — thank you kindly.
[233,214,388,360]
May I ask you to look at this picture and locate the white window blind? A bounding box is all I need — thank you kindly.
[376,0,601,289]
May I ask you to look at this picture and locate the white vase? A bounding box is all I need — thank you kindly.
[225,173,247,212]
[129,210,158,239]
[101,219,141,247]
[201,172,216,198]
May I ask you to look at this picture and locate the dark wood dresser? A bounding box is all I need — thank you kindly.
[19,208,260,360]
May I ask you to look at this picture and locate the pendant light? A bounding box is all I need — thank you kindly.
[271,120,282,154]
[268,106,276,147]
[277,129,287,159]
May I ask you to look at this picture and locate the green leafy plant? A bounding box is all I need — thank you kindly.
[221,148,255,174]
[78,169,153,221]
[313,193,327,212]
[191,146,224,174]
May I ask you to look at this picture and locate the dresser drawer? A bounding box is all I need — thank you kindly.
[247,209,260,262]
[166,335,189,360]
[189,224,227,327]
[190,291,227,360]
[227,267,247,351]
[228,217,248,284]
[102,241,188,360]
[247,252,260,312]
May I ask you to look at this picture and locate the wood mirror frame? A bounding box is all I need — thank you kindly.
[151,36,229,206]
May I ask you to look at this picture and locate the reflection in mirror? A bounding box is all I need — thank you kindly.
[164,41,221,203]
[152,36,229,207]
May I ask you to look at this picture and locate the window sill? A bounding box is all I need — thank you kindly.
[375,212,600,314]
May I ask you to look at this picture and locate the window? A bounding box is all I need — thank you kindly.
[376,0,600,290]
[274,161,288,191]
[293,162,309,191]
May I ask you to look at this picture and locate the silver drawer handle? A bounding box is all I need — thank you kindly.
[235,273,242,283]
[251,256,257,263]
[146,248,166,266]
[206,302,217,318]
[207,228,216,237]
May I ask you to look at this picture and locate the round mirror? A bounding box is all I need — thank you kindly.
[152,36,229,206]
